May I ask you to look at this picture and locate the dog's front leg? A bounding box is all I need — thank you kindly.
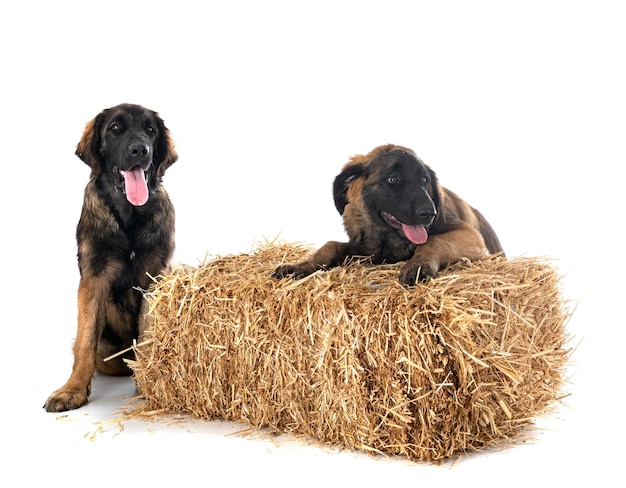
[399,225,488,285]
[273,241,351,279]
[44,276,107,412]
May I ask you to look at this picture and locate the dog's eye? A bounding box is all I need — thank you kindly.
[146,125,155,133]
[422,176,429,184]
[109,123,121,134]
[386,176,399,185]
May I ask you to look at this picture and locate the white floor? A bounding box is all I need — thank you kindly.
[22,370,586,485]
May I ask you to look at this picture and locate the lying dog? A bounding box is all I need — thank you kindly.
[44,104,178,412]
[274,144,503,285]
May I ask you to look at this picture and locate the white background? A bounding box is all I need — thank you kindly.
[1,1,623,485]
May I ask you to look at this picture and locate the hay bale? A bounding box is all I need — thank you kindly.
[131,243,571,463]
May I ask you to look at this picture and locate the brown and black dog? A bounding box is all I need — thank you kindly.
[44,104,178,412]
[274,144,503,285]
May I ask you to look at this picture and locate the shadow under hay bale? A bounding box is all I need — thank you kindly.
[131,243,572,463]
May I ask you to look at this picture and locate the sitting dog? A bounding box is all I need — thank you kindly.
[44,104,178,412]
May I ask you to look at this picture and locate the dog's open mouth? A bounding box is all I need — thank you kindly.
[381,212,428,245]
[119,165,149,206]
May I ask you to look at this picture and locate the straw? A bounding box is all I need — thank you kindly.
[130,242,572,462]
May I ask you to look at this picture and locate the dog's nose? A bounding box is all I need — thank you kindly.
[129,142,150,158]
[417,205,437,222]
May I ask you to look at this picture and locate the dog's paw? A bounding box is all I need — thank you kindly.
[272,264,296,279]
[399,261,438,285]
[43,385,90,412]
[272,262,318,279]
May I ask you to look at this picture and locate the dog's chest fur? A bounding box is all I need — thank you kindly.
[343,206,415,264]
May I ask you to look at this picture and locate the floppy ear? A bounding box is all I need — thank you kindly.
[154,114,178,177]
[75,113,105,172]
[427,166,442,214]
[333,163,367,215]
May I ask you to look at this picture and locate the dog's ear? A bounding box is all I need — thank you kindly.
[75,113,106,172]
[427,165,442,214]
[154,114,178,177]
[333,163,367,215]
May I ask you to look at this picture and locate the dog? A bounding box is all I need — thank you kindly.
[44,103,178,412]
[274,144,503,285]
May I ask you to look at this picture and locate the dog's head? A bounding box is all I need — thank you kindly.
[333,144,441,245]
[75,103,178,206]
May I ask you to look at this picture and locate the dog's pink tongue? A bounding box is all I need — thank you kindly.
[121,167,148,206]
[402,224,428,245]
